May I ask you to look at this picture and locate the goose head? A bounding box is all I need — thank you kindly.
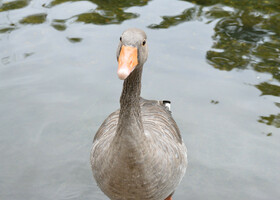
[116,28,148,80]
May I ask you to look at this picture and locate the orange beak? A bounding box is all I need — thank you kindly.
[117,45,138,80]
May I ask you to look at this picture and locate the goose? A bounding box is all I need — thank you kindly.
[90,28,187,200]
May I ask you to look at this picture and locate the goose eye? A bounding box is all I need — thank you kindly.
[142,40,146,46]
[120,37,122,42]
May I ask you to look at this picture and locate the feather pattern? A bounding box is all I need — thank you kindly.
[91,28,187,200]
[91,98,187,200]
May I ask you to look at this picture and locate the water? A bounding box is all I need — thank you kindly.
[0,0,279,199]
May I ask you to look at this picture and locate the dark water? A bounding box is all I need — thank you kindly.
[0,0,279,199]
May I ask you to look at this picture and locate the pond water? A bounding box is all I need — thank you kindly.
[0,0,280,199]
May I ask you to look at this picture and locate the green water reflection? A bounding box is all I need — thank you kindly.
[19,13,47,24]
[48,0,150,25]
[0,0,30,12]
[0,0,150,33]
[51,19,67,31]
[1,0,279,128]
[149,0,280,129]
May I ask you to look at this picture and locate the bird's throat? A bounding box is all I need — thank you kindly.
[116,64,144,140]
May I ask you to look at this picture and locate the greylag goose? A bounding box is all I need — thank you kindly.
[91,28,187,200]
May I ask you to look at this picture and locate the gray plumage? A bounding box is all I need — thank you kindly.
[91,28,187,200]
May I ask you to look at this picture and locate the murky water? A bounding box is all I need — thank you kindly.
[1,0,279,199]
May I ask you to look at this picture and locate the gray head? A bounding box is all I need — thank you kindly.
[116,28,148,80]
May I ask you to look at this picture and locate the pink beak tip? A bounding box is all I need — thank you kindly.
[117,67,130,80]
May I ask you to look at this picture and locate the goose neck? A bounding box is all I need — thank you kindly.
[117,64,144,136]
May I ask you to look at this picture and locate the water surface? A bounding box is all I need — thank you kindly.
[0,0,279,199]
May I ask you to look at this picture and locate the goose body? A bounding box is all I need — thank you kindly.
[91,28,187,200]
